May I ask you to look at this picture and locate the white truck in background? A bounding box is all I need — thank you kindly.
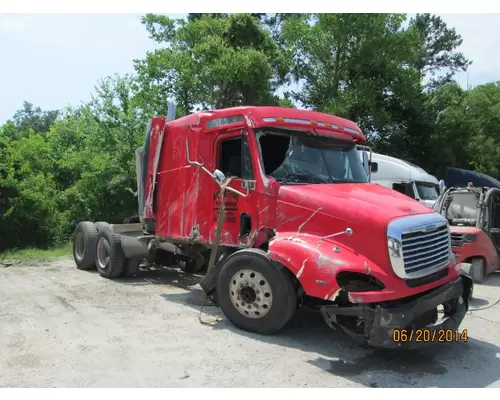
[358,150,445,208]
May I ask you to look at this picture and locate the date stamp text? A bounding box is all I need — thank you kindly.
[392,329,468,343]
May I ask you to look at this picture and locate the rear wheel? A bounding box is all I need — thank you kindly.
[216,248,297,335]
[95,221,111,232]
[95,227,126,279]
[73,221,98,270]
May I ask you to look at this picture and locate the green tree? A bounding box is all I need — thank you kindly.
[134,13,290,115]
[12,101,60,136]
[409,13,471,88]
[281,13,421,144]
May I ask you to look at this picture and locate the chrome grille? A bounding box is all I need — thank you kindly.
[387,213,452,280]
[450,232,464,247]
[401,224,450,274]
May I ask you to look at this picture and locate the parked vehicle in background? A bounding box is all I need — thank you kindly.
[359,152,443,208]
[433,182,500,283]
[444,166,500,190]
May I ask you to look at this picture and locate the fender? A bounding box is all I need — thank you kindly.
[267,232,392,302]
[268,232,460,304]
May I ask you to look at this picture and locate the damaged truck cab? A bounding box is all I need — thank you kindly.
[73,103,472,349]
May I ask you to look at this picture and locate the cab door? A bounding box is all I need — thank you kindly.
[210,130,259,247]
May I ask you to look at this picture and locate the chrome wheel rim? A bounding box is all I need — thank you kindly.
[97,237,111,270]
[229,269,273,319]
[74,232,85,262]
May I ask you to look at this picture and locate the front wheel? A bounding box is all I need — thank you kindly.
[216,249,297,335]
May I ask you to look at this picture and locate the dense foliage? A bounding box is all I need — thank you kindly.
[1,13,498,251]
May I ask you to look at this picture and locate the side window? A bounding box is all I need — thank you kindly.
[219,136,254,179]
[392,182,415,199]
[392,182,406,195]
[405,183,416,198]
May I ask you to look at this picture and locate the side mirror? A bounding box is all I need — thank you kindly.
[370,162,378,173]
[214,169,226,184]
[361,151,369,176]
[439,179,446,194]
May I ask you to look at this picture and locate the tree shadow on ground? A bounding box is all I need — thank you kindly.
[115,266,500,388]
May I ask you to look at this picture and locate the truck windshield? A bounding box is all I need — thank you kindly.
[415,181,439,200]
[446,192,478,225]
[255,129,368,184]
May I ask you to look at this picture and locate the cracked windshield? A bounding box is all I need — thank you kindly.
[256,130,368,184]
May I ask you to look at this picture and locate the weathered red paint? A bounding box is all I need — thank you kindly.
[145,105,460,305]
[268,184,459,302]
[144,117,167,219]
[452,226,499,274]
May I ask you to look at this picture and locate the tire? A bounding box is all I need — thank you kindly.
[124,257,142,277]
[461,260,485,283]
[216,248,297,335]
[471,258,485,283]
[179,252,205,274]
[95,227,126,279]
[73,221,98,270]
[95,221,111,232]
[460,262,474,278]
[460,263,475,302]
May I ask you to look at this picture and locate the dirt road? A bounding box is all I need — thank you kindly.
[1,258,500,388]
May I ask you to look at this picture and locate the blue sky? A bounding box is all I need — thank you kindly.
[1,13,500,124]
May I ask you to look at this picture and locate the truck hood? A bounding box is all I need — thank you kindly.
[275,183,435,268]
[277,183,432,226]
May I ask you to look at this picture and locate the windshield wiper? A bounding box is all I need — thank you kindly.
[276,172,326,184]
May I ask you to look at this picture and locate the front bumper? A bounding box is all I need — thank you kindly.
[321,274,473,350]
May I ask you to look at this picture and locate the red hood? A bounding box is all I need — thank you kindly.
[277,183,433,226]
[275,183,435,268]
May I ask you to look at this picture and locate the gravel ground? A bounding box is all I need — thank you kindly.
[1,258,500,388]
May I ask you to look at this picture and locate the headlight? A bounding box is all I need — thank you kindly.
[464,234,477,243]
[388,237,402,258]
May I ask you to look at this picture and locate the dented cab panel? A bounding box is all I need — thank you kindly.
[155,117,215,242]
[268,232,459,304]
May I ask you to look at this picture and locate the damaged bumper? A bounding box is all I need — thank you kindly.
[321,274,472,350]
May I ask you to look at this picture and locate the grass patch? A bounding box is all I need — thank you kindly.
[0,243,72,263]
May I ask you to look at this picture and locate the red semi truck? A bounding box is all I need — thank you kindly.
[72,101,472,349]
